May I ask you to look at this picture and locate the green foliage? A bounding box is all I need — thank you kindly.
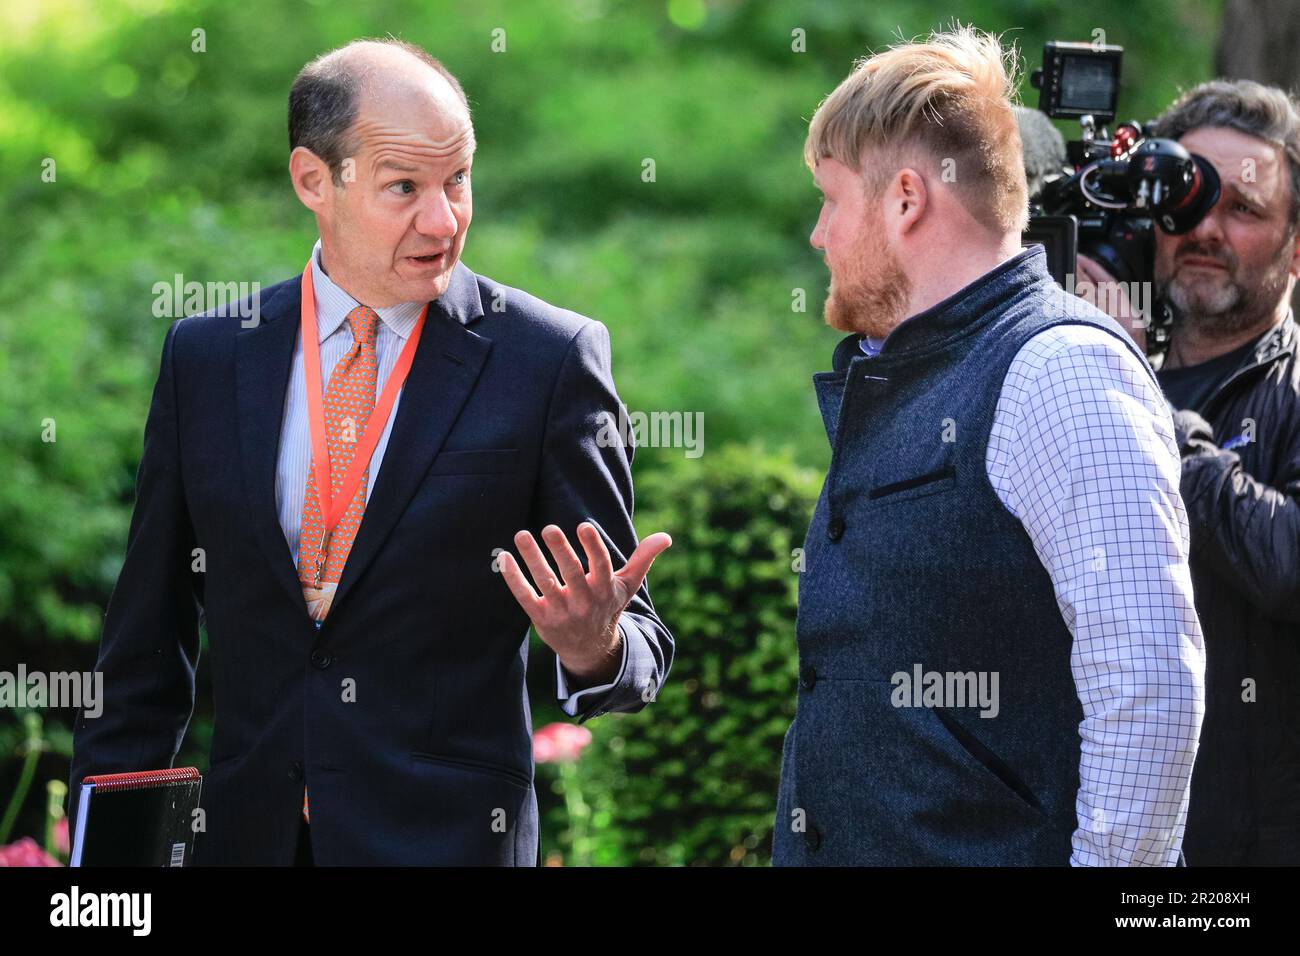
[566,446,821,866]
[0,0,1223,856]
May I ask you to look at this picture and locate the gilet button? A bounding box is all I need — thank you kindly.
[288,761,303,782]
[799,665,817,691]
[311,650,333,669]
[805,824,822,851]
[827,517,844,541]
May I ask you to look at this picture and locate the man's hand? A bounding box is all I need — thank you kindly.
[1075,253,1148,353]
[498,522,672,685]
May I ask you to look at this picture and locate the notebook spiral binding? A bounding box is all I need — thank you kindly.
[83,767,201,792]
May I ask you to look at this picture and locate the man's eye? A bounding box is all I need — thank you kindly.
[451,169,469,186]
[1233,201,1257,216]
[389,180,415,195]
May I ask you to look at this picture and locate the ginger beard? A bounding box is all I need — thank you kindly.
[1157,230,1295,337]
[823,195,912,338]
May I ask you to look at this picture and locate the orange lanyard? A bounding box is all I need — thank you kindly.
[299,261,427,564]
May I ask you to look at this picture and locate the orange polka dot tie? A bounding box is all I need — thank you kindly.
[296,304,380,823]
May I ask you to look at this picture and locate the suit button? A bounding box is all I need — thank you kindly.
[799,665,817,691]
[827,517,844,541]
[311,650,333,669]
[288,761,303,782]
[805,824,822,851]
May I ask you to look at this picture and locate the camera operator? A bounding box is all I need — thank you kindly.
[1076,79,1300,866]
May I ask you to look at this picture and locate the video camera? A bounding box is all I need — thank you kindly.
[1021,41,1222,354]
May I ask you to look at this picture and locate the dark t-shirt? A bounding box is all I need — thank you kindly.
[1156,332,1265,414]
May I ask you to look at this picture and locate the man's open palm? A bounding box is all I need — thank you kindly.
[498,522,672,681]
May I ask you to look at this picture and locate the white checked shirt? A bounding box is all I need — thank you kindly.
[275,240,623,715]
[860,324,1206,867]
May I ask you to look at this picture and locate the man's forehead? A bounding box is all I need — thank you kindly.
[354,111,476,167]
[1183,126,1283,186]
[372,140,475,173]
[813,156,853,186]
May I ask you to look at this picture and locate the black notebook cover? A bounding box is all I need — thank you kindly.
[71,768,203,867]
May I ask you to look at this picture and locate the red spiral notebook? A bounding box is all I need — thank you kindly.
[70,768,203,867]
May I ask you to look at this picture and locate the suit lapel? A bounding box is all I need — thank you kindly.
[235,279,311,614]
[234,263,492,626]
[327,263,491,624]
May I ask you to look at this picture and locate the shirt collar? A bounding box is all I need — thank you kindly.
[858,335,887,357]
[309,238,425,343]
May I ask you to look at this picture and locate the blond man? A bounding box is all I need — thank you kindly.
[774,26,1205,866]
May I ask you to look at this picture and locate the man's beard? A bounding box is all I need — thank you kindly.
[823,219,911,339]
[1157,232,1294,338]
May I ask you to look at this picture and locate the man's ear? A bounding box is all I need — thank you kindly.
[289,146,332,213]
[888,167,927,236]
[1290,228,1300,279]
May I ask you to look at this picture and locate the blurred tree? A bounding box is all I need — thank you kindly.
[1216,0,1300,92]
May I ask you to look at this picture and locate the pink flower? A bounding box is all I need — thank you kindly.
[0,837,63,867]
[533,722,593,764]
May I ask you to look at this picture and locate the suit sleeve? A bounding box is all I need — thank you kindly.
[532,320,674,723]
[66,318,204,823]
[1173,408,1300,623]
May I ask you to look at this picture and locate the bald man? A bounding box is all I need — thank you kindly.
[67,39,674,866]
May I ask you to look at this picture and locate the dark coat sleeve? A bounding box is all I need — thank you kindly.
[530,320,674,723]
[66,318,204,824]
[1173,407,1300,622]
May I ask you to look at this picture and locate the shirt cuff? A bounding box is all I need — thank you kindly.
[555,622,629,717]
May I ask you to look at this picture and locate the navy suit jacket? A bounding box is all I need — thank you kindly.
[67,261,673,865]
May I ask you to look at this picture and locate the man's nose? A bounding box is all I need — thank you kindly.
[1187,204,1226,246]
[415,188,459,239]
[810,222,825,251]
